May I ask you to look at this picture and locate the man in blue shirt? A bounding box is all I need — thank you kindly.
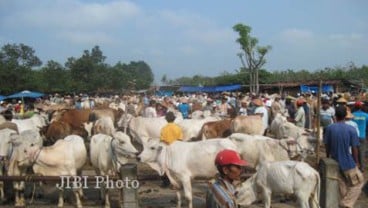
[352,101,368,172]
[324,105,364,208]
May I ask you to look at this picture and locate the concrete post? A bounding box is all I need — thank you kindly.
[319,158,340,208]
[119,163,139,208]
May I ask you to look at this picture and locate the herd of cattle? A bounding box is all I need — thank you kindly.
[0,98,322,208]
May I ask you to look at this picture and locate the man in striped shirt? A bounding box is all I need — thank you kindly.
[206,149,247,208]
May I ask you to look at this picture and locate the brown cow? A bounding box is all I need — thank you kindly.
[41,121,87,146]
[231,115,265,135]
[194,119,232,140]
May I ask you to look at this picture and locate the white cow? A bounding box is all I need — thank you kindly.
[83,117,116,138]
[90,132,138,208]
[137,138,237,208]
[12,113,48,133]
[229,133,290,168]
[2,129,43,207]
[236,161,320,208]
[24,135,87,208]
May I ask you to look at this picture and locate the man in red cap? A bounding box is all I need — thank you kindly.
[206,149,247,208]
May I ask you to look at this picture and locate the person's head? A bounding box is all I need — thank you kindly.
[252,98,263,107]
[335,105,347,121]
[165,111,176,122]
[221,97,227,103]
[215,149,247,181]
[149,99,156,106]
[354,101,364,110]
[322,99,330,109]
[336,97,347,106]
[296,98,305,107]
[2,109,13,121]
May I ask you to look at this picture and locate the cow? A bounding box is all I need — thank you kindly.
[50,109,91,129]
[2,129,43,207]
[12,113,49,133]
[90,132,138,208]
[24,135,87,208]
[177,116,220,141]
[229,133,290,169]
[231,115,265,135]
[137,138,237,208]
[84,117,116,138]
[194,119,232,140]
[41,121,72,146]
[236,160,320,208]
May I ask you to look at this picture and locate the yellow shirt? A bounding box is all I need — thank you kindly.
[160,123,183,145]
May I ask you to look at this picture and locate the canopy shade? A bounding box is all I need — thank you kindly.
[6,90,44,99]
[178,84,242,93]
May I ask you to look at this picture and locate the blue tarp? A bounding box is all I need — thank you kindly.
[178,84,242,93]
[300,85,334,93]
[6,90,44,99]
[155,90,174,97]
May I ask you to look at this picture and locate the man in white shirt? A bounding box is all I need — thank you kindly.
[253,98,269,135]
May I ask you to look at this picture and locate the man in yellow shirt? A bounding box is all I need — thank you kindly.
[159,111,183,187]
[160,111,183,145]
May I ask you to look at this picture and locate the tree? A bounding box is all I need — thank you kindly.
[0,43,42,93]
[39,60,69,92]
[233,23,271,94]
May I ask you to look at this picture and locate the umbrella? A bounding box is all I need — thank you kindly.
[6,90,44,99]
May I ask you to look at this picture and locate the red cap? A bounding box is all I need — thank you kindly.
[215,149,247,166]
[355,101,364,108]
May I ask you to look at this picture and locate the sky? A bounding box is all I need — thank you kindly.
[0,0,367,83]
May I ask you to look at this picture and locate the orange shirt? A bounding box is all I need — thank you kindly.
[160,123,183,145]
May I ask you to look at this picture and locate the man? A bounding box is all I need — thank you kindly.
[324,105,364,208]
[160,111,183,187]
[0,109,19,133]
[294,98,306,128]
[320,98,336,133]
[271,95,282,120]
[206,149,247,208]
[352,101,368,172]
[253,98,269,135]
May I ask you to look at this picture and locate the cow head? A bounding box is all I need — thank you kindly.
[83,122,94,137]
[137,138,163,163]
[235,174,258,206]
[111,131,138,160]
[0,129,17,159]
[9,130,43,168]
[137,138,166,176]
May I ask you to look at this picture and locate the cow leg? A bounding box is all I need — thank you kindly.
[14,181,25,207]
[77,170,85,200]
[74,188,83,208]
[0,183,4,202]
[57,189,64,207]
[175,191,182,208]
[261,187,272,208]
[295,192,310,208]
[104,188,110,208]
[181,176,193,208]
